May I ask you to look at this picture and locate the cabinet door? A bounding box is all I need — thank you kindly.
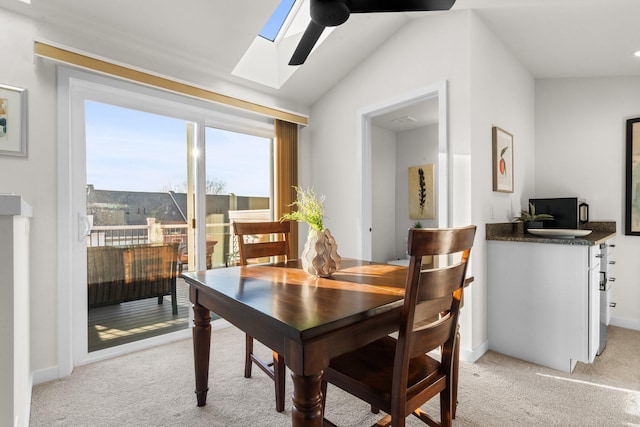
[488,241,591,372]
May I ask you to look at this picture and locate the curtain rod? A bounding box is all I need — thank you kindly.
[33,41,308,126]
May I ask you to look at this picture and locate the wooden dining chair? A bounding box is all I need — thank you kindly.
[321,225,476,427]
[232,220,292,413]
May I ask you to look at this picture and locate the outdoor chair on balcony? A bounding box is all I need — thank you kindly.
[87,243,179,315]
[233,220,292,413]
[176,240,218,274]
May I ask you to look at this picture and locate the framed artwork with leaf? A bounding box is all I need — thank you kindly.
[408,164,435,219]
[492,126,513,193]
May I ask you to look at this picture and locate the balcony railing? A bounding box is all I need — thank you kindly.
[88,225,150,247]
[86,209,269,269]
[87,220,236,268]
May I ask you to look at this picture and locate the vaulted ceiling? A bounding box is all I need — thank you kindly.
[3,0,640,109]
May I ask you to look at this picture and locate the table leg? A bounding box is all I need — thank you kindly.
[291,371,324,427]
[192,303,211,406]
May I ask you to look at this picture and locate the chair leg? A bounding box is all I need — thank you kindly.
[439,388,453,427]
[452,328,460,419]
[171,295,178,315]
[171,282,178,315]
[273,351,285,412]
[244,335,253,378]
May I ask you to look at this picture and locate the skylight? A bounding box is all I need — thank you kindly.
[259,0,296,42]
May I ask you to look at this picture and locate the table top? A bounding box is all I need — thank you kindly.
[182,258,407,342]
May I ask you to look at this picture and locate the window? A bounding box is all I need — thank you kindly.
[204,127,273,268]
[259,0,296,42]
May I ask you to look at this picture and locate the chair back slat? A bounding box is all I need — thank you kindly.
[242,241,289,260]
[417,263,468,301]
[233,221,292,265]
[407,226,476,258]
[409,313,456,359]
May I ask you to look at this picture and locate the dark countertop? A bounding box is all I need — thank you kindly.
[486,221,616,246]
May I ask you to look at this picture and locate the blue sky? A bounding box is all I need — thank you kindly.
[259,0,295,41]
[85,101,270,197]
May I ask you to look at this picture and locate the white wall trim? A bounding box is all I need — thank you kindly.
[610,316,640,331]
[356,81,449,259]
[57,68,74,379]
[461,339,489,363]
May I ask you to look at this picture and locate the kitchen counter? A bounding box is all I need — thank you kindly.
[486,221,616,246]
[487,220,617,372]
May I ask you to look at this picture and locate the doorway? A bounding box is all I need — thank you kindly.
[358,82,449,262]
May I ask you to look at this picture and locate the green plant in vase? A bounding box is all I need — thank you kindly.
[280,186,325,231]
[514,202,554,233]
[281,186,341,277]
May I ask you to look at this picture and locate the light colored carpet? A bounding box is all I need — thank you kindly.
[30,325,640,426]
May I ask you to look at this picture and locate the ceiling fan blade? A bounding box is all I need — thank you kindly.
[349,0,456,14]
[289,20,326,66]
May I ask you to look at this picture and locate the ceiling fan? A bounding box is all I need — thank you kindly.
[288,0,457,66]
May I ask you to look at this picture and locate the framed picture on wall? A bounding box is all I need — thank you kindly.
[492,126,513,193]
[408,164,435,219]
[625,118,640,235]
[0,84,28,157]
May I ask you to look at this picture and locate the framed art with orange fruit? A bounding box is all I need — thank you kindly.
[492,126,513,193]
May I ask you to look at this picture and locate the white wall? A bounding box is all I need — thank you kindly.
[468,13,536,356]
[308,11,472,257]
[0,8,59,377]
[395,124,439,257]
[370,123,440,263]
[536,77,640,330]
[371,125,397,262]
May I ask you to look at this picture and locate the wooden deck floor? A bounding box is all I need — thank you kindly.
[88,277,190,352]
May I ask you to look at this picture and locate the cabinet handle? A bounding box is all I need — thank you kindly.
[609,261,616,265]
[609,277,616,282]
[595,254,603,258]
[609,302,616,308]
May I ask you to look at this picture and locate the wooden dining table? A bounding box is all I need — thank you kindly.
[181,258,409,426]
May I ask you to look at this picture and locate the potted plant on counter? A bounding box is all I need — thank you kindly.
[280,186,341,277]
[515,202,554,233]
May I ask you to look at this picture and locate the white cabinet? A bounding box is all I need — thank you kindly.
[487,240,600,373]
[0,195,32,427]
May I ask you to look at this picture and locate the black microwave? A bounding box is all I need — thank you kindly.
[529,197,579,229]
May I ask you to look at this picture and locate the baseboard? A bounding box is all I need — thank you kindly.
[610,316,640,331]
[33,319,233,386]
[32,365,60,386]
[461,339,489,363]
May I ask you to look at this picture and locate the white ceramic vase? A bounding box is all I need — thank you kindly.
[301,228,341,277]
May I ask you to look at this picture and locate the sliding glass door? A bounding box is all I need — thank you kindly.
[62,68,282,368]
[84,101,191,352]
[203,127,273,268]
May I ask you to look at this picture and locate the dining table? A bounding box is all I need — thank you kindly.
[181,258,409,427]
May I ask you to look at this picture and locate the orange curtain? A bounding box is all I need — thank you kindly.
[274,119,299,258]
